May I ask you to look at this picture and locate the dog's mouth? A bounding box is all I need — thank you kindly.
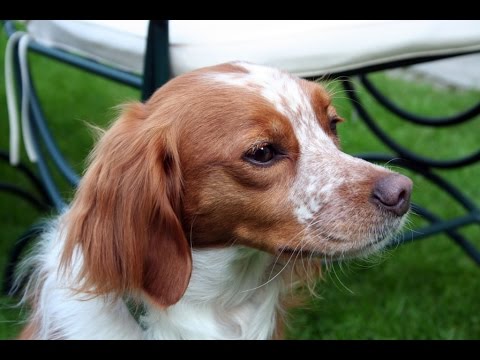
[277,232,393,260]
[275,212,408,261]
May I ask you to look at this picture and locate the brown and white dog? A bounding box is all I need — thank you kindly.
[17,62,412,339]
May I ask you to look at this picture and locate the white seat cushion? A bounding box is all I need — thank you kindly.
[26,20,480,77]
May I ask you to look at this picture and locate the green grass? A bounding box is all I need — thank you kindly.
[1,29,479,339]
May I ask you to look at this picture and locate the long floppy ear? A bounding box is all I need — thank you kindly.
[61,103,191,307]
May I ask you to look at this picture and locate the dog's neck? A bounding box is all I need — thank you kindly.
[25,223,287,339]
[139,247,285,339]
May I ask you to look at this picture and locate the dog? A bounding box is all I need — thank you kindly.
[16,62,412,339]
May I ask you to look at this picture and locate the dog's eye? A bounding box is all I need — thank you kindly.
[329,116,342,135]
[245,144,277,164]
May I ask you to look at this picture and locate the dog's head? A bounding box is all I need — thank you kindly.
[62,62,412,307]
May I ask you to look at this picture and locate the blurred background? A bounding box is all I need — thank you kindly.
[0,21,479,339]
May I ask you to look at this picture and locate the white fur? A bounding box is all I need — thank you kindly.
[18,63,407,339]
[18,63,320,339]
[19,217,284,340]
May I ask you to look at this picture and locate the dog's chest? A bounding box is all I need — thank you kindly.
[141,288,281,339]
[140,248,283,339]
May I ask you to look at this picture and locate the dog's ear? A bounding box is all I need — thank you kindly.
[61,103,191,307]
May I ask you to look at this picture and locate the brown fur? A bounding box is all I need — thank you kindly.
[61,102,191,307]
[59,63,374,308]
[302,79,344,146]
[21,62,410,339]
[59,63,328,316]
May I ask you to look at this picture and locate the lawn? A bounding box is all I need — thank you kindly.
[1,29,479,339]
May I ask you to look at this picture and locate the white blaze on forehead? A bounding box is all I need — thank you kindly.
[207,62,350,224]
[207,62,320,123]
[207,62,333,144]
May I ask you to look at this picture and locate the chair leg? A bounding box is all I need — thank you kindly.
[3,224,45,296]
[141,20,170,101]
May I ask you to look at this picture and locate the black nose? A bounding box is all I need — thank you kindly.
[371,174,412,216]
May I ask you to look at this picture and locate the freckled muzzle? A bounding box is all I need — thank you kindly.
[287,157,414,258]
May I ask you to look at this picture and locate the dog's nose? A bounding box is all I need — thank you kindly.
[371,174,412,216]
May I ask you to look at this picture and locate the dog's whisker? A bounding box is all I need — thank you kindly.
[266,216,321,282]
[241,241,303,294]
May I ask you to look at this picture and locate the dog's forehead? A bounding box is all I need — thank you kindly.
[206,62,336,149]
